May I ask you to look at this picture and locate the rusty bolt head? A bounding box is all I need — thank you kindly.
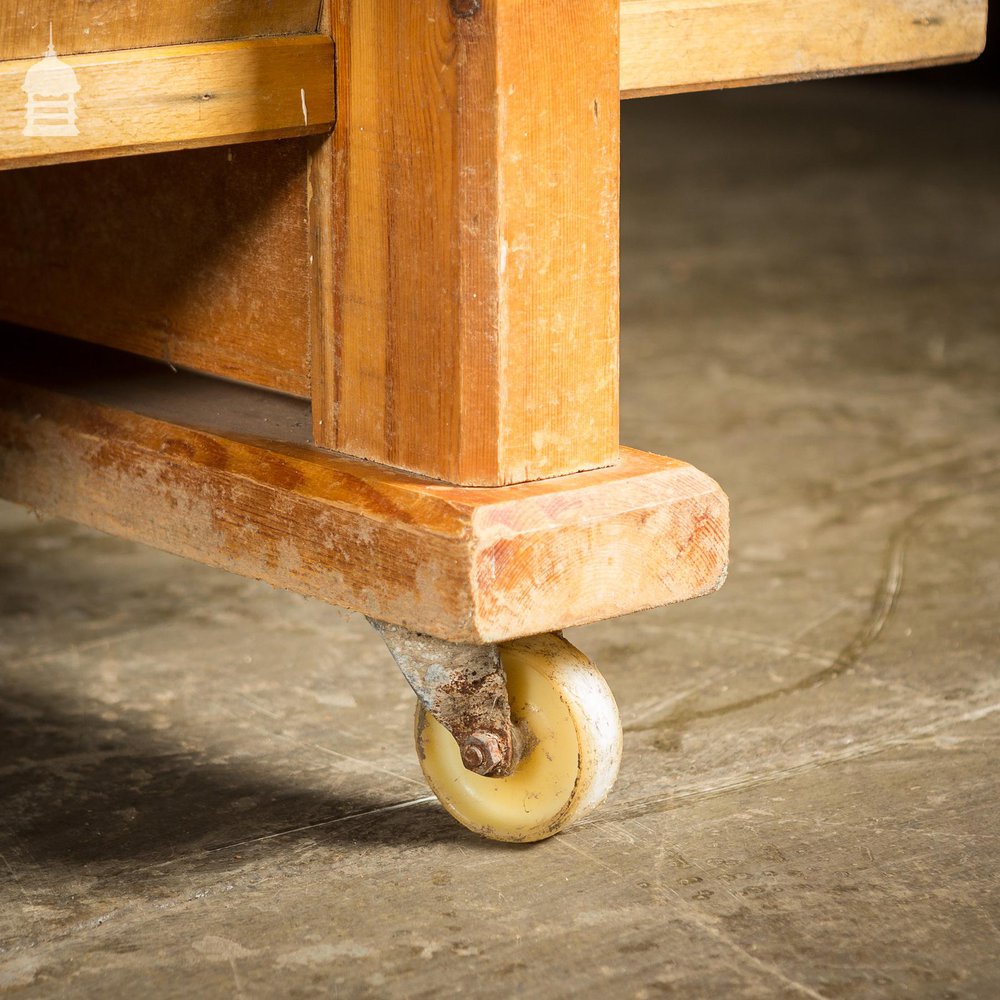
[450,0,481,18]
[460,731,506,776]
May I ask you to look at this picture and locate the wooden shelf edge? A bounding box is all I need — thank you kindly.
[621,51,989,100]
[0,35,335,170]
[620,0,988,98]
[0,332,729,643]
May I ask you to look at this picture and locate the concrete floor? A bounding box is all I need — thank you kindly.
[1,79,998,998]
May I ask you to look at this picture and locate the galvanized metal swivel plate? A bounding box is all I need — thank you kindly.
[368,618,517,777]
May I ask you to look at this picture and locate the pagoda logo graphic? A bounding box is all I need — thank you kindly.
[22,26,80,137]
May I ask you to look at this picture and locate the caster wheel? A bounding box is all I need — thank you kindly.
[415,632,622,843]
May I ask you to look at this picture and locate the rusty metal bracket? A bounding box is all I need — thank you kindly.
[368,618,519,777]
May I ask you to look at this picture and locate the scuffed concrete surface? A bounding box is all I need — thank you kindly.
[1,79,998,997]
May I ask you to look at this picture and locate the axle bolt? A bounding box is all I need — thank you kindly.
[460,731,505,776]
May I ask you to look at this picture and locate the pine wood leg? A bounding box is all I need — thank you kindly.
[312,0,621,487]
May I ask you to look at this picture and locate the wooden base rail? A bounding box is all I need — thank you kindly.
[0,331,728,644]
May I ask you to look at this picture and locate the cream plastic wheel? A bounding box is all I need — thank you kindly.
[415,633,622,843]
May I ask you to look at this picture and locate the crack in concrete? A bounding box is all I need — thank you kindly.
[625,487,992,735]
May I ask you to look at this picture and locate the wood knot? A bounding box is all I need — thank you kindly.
[450,0,481,18]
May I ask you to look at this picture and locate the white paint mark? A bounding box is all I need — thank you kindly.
[277,943,375,966]
[22,24,80,137]
[193,936,255,960]
[300,87,308,126]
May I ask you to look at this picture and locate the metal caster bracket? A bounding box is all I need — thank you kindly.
[368,618,522,777]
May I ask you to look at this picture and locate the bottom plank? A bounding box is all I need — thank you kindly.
[0,331,729,643]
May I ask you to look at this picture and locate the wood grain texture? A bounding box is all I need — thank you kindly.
[0,141,313,396]
[0,1,322,60]
[0,332,728,644]
[0,36,334,169]
[317,0,620,486]
[620,0,989,97]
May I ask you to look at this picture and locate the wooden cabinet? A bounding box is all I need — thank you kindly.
[0,0,986,638]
